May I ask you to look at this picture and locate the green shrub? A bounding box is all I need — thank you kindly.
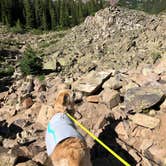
[38,74,45,82]
[11,19,24,34]
[20,47,43,75]
[151,52,161,63]
[0,66,14,77]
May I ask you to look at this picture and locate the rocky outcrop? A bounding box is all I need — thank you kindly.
[41,7,166,76]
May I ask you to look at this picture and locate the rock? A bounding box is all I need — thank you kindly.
[72,70,112,95]
[128,149,141,163]
[0,91,8,101]
[16,160,38,166]
[129,113,160,129]
[130,72,160,86]
[73,91,83,102]
[102,77,122,90]
[25,80,34,94]
[86,95,100,103]
[0,147,18,166]
[115,122,128,139]
[3,139,17,149]
[43,58,60,71]
[111,105,127,120]
[160,100,166,111]
[121,81,139,93]
[124,87,164,112]
[100,88,120,109]
[6,93,18,106]
[17,130,36,146]
[34,79,46,92]
[145,146,166,165]
[93,115,107,130]
[22,97,33,109]
[154,57,166,74]
[32,152,48,165]
[148,110,156,116]
[77,102,110,136]
[36,104,54,128]
[139,139,153,152]
[142,157,152,166]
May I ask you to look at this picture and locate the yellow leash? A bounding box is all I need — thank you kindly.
[66,113,131,166]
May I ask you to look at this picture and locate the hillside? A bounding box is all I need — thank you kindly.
[0,6,166,166]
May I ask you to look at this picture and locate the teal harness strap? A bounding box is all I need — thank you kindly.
[47,123,57,142]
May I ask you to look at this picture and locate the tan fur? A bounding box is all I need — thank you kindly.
[49,90,92,166]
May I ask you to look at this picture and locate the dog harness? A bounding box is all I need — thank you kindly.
[46,113,84,155]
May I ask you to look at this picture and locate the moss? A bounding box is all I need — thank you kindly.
[151,52,161,64]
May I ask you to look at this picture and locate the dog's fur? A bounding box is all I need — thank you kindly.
[48,90,92,166]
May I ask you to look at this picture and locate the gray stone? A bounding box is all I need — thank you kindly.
[102,77,122,90]
[124,86,164,112]
[72,70,112,95]
[129,113,160,129]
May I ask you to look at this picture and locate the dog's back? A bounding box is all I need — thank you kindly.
[51,137,92,166]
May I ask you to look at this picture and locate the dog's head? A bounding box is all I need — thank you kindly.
[54,90,75,115]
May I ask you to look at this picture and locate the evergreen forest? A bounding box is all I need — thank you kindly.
[0,0,106,30]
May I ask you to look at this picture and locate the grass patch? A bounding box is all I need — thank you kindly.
[38,75,45,82]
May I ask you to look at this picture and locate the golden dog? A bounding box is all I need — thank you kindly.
[45,90,92,166]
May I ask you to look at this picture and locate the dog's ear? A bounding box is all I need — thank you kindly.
[55,90,71,106]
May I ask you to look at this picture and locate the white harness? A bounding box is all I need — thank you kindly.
[45,113,84,155]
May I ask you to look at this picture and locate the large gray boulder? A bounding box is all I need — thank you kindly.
[72,70,113,95]
[124,86,164,112]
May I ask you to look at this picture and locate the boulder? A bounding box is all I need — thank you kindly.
[32,152,48,165]
[102,77,122,90]
[129,113,160,129]
[22,97,33,109]
[124,86,164,112]
[43,58,59,71]
[115,122,128,139]
[100,88,120,109]
[0,147,18,166]
[130,72,160,86]
[3,139,17,149]
[72,70,112,95]
[36,104,54,128]
[86,95,100,103]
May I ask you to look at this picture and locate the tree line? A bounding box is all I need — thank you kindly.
[0,0,106,30]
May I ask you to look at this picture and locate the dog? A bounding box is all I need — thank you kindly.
[45,90,92,166]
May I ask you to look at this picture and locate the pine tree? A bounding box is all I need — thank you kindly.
[23,0,34,29]
[60,0,69,28]
[34,0,43,28]
[49,0,56,29]
[77,0,83,23]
